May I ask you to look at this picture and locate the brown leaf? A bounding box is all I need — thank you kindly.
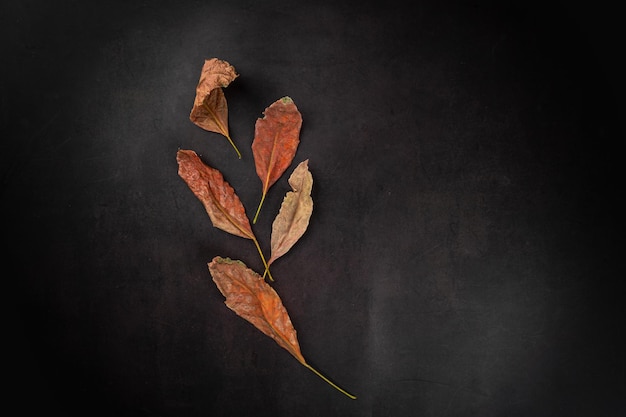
[189,58,241,158]
[208,256,356,399]
[209,257,306,364]
[251,96,302,223]
[176,149,253,239]
[268,160,313,266]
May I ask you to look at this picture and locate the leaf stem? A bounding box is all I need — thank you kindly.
[225,134,242,159]
[252,237,273,282]
[252,192,266,224]
[303,363,357,400]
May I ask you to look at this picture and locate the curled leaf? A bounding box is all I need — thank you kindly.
[189,58,241,158]
[251,96,302,223]
[208,256,356,399]
[177,150,273,280]
[268,160,313,266]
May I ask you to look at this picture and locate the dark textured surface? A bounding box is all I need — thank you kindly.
[2,0,624,415]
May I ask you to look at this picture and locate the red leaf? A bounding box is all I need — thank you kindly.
[177,149,253,239]
[251,97,302,223]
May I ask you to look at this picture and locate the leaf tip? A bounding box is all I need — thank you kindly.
[211,256,245,267]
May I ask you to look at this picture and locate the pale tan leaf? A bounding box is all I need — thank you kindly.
[268,160,313,266]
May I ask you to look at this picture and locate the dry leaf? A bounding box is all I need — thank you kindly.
[189,58,242,158]
[208,256,356,399]
[268,160,313,266]
[177,149,273,280]
[177,149,253,239]
[209,257,306,363]
[251,96,302,223]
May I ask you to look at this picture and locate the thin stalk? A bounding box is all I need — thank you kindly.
[252,237,273,282]
[252,191,266,224]
[303,363,357,400]
[223,133,242,159]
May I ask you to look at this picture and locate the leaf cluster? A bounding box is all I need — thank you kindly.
[178,58,355,399]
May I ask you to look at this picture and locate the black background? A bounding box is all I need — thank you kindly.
[2,0,624,415]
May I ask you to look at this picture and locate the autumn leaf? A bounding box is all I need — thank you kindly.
[251,96,302,223]
[210,257,305,362]
[208,256,356,399]
[177,149,251,238]
[189,58,242,158]
[268,160,313,267]
[177,149,273,280]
